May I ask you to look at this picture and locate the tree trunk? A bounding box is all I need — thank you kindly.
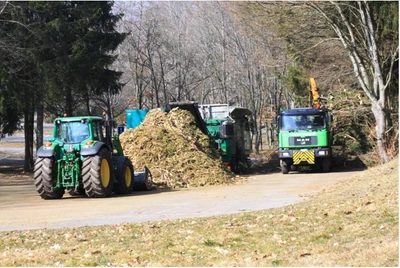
[65,88,73,116]
[253,113,260,154]
[84,92,91,115]
[310,2,397,164]
[371,102,389,163]
[157,51,168,108]
[24,98,34,172]
[35,103,44,151]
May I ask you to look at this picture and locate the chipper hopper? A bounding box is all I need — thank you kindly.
[34,115,152,199]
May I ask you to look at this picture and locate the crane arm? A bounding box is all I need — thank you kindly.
[309,77,321,109]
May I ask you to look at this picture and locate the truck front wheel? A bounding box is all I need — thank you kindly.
[33,157,64,199]
[280,160,290,174]
[82,149,113,198]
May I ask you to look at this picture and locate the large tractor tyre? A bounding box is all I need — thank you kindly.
[82,149,114,198]
[280,160,290,175]
[113,158,134,194]
[33,157,64,199]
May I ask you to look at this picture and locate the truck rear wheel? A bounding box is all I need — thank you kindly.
[82,149,113,198]
[33,157,64,199]
[113,158,134,194]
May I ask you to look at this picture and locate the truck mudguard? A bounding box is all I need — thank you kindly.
[80,142,106,156]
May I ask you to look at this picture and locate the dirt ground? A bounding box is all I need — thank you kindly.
[0,157,363,232]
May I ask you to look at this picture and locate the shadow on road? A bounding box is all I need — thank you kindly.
[248,154,368,176]
[0,157,33,186]
[0,157,176,198]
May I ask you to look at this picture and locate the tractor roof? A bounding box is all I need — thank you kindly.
[54,116,103,123]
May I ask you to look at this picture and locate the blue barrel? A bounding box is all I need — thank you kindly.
[126,109,150,129]
[117,125,125,134]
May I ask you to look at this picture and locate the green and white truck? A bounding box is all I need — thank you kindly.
[275,107,333,174]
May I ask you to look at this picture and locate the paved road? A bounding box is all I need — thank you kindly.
[0,169,362,231]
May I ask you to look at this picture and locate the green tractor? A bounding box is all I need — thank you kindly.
[34,115,151,199]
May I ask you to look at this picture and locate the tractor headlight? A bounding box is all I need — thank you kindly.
[282,152,290,157]
[318,150,327,156]
[44,142,52,148]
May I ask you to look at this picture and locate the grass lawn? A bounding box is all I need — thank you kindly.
[0,158,398,266]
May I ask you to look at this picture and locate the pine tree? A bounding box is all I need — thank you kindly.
[32,1,127,116]
[0,1,126,170]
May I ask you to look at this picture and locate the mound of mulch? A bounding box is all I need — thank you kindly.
[120,108,238,189]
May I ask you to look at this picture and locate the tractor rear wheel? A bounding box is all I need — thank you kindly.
[82,149,113,198]
[114,158,134,194]
[33,157,64,199]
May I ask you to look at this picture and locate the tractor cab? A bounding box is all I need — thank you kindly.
[52,116,105,144]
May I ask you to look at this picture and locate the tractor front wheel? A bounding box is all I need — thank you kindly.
[82,149,113,198]
[33,157,64,199]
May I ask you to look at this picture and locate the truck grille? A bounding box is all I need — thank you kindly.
[289,136,317,146]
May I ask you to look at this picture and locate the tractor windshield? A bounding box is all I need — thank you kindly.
[281,114,326,130]
[56,121,90,143]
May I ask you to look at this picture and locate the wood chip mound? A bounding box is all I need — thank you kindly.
[120,108,237,189]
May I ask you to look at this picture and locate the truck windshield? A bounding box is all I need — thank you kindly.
[56,121,89,143]
[281,114,326,130]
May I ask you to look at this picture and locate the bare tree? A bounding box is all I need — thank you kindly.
[310,1,398,163]
[115,1,151,109]
[113,1,292,152]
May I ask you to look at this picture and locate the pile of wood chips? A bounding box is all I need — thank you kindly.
[120,108,237,189]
